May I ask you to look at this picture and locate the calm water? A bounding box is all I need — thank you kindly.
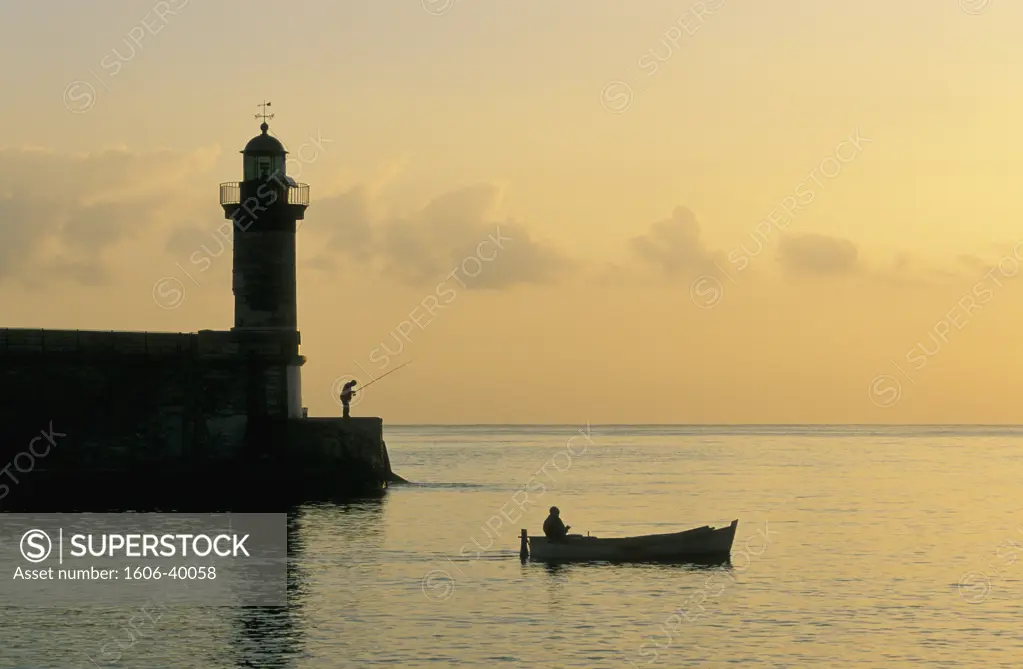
[3,424,1023,668]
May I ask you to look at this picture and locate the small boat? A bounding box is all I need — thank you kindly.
[520,519,738,563]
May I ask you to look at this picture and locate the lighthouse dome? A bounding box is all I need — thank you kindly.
[243,123,287,155]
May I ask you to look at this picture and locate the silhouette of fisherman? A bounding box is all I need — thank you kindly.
[340,380,357,418]
[543,506,571,541]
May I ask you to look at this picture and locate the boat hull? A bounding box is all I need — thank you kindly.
[526,519,738,562]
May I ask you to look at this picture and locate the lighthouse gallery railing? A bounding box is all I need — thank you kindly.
[219,182,309,207]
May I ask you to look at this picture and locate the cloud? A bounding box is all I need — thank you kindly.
[776,233,859,276]
[0,146,218,284]
[628,206,720,276]
[622,206,984,289]
[320,184,376,258]
[310,182,572,289]
[957,254,992,275]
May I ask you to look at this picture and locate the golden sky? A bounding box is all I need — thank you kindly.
[2,0,1023,423]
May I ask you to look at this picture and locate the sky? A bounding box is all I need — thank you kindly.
[2,0,1023,423]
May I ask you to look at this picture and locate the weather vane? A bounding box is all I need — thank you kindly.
[255,101,274,123]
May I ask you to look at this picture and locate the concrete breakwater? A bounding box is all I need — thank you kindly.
[0,328,399,511]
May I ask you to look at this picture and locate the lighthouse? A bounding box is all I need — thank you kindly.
[220,106,309,419]
[0,105,400,510]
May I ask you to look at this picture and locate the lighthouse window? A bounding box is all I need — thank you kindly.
[243,154,285,181]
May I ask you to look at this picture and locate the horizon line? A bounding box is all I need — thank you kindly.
[380,423,1023,427]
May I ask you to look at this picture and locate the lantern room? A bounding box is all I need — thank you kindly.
[242,122,287,181]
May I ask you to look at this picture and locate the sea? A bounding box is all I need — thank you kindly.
[2,424,1023,668]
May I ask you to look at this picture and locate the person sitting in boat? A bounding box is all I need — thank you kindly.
[543,506,571,541]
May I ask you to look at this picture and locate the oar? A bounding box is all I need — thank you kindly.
[356,360,412,392]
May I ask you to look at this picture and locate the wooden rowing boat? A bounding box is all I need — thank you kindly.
[520,519,738,562]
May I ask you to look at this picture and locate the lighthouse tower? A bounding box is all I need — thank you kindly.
[220,109,309,419]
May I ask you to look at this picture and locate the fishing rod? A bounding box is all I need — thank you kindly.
[356,360,412,392]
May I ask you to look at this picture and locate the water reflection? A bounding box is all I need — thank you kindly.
[220,502,390,667]
[297,499,387,664]
[531,557,733,628]
[540,561,569,620]
[223,509,309,668]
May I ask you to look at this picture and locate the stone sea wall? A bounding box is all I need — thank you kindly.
[0,328,391,509]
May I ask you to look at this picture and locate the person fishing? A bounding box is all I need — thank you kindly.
[543,506,571,541]
[336,362,412,419]
[340,380,357,418]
